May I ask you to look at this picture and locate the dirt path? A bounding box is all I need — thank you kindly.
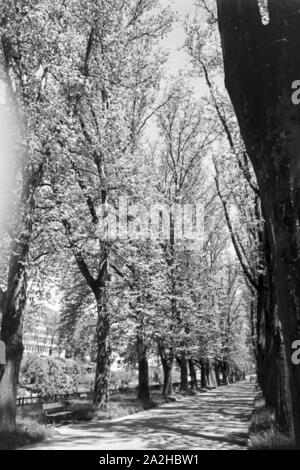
[23,382,255,450]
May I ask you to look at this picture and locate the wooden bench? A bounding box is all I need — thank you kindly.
[42,402,74,425]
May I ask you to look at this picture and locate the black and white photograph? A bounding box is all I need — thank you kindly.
[0,0,300,455]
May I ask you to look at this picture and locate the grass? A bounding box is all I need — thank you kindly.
[67,389,177,421]
[93,402,144,420]
[248,393,296,450]
[0,417,47,450]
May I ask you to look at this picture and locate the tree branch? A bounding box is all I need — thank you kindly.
[214,161,258,291]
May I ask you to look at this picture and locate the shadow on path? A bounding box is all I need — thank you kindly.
[23,382,256,450]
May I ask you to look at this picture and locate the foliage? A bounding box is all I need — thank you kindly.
[20,354,93,396]
[0,0,255,425]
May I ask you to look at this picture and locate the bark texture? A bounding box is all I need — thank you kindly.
[217,0,300,444]
[137,331,150,401]
[159,344,174,396]
[0,167,42,432]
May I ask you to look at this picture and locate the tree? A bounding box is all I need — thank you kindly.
[121,242,168,400]
[0,0,66,432]
[48,0,173,408]
[216,0,300,446]
[152,84,214,393]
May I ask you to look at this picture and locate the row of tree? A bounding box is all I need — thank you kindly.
[0,0,253,434]
[184,0,300,448]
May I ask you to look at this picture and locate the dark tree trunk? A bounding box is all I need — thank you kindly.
[255,267,289,427]
[221,360,230,385]
[189,359,197,389]
[179,352,189,391]
[217,0,300,444]
[0,167,41,432]
[137,332,150,401]
[214,361,222,386]
[200,358,207,388]
[255,217,278,407]
[249,203,291,429]
[0,240,28,432]
[93,294,111,409]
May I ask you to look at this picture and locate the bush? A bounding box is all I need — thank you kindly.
[20,354,93,397]
[110,368,138,391]
[79,373,94,391]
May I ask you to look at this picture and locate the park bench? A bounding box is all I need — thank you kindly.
[42,402,74,425]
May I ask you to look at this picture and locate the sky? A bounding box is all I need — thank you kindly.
[158,0,211,102]
[145,0,209,141]
[161,0,197,77]
[169,0,195,15]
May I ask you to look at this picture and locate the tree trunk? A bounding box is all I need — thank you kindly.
[255,269,291,429]
[217,1,300,445]
[0,168,40,432]
[137,332,150,401]
[93,295,111,409]
[200,358,207,388]
[74,258,111,409]
[159,344,174,396]
[189,359,197,389]
[214,361,222,386]
[207,359,217,388]
[221,360,230,385]
[179,352,189,391]
[0,245,29,432]
[0,356,22,432]
[162,359,174,396]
